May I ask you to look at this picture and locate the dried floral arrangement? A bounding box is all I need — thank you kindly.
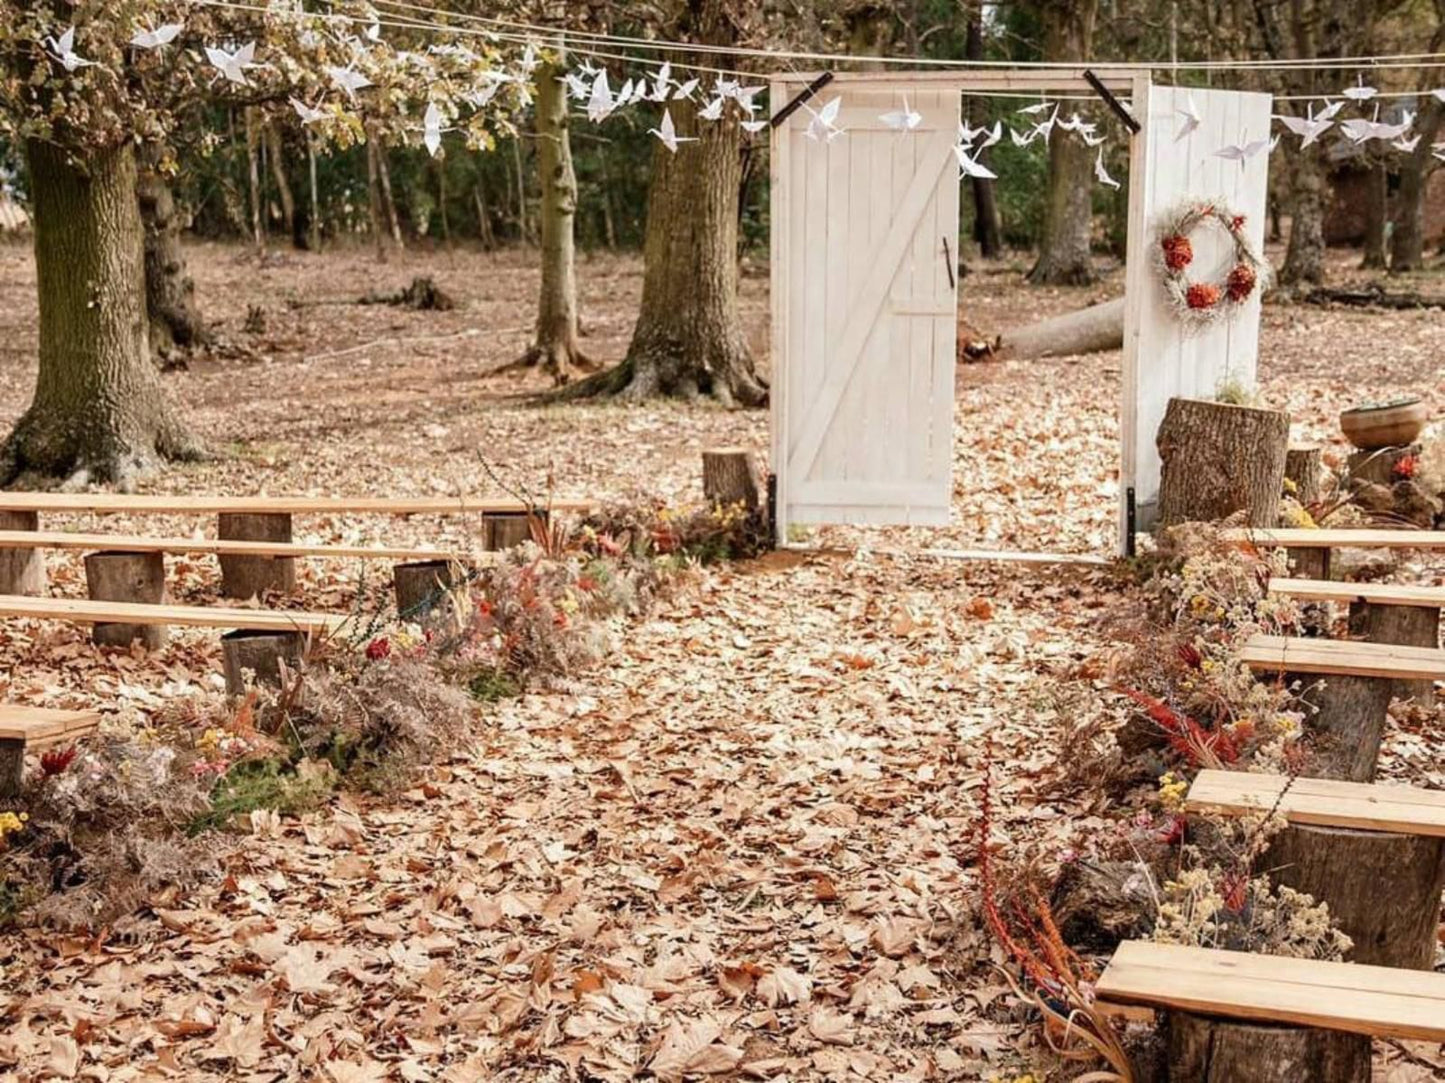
[1156,202,1271,330]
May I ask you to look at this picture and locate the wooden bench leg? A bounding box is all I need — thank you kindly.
[221,630,303,696]
[1348,600,1439,706]
[0,510,45,596]
[393,560,463,624]
[0,737,23,798]
[485,510,543,551]
[1286,671,1391,782]
[1263,824,1445,970]
[84,550,166,649]
[1166,1012,1369,1082]
[1285,546,1330,580]
[218,513,295,599]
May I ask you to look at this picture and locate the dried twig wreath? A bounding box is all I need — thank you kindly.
[1156,202,1271,330]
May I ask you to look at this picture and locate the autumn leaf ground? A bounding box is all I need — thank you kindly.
[0,239,1441,1080]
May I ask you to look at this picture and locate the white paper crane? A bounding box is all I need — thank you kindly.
[130,22,183,50]
[1081,129,1106,147]
[45,27,94,72]
[290,98,327,125]
[1175,92,1201,142]
[1315,99,1345,121]
[586,71,615,122]
[617,78,635,105]
[958,120,987,146]
[206,42,256,86]
[326,63,372,101]
[560,72,590,101]
[698,95,726,121]
[1094,147,1120,189]
[519,43,539,75]
[1341,75,1377,101]
[1432,89,1445,104]
[1274,105,1334,148]
[803,97,845,142]
[672,78,700,101]
[1392,133,1421,153]
[954,143,997,180]
[978,121,1003,149]
[1009,126,1038,147]
[1340,106,1414,144]
[1029,106,1060,146]
[880,94,922,132]
[1214,131,1270,168]
[1434,141,1445,162]
[742,119,769,134]
[733,86,765,112]
[364,20,382,43]
[1017,100,1053,116]
[648,108,696,154]
[423,102,449,157]
[649,62,673,102]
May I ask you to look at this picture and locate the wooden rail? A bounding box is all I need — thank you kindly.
[1267,577,1445,609]
[0,595,350,635]
[0,494,590,515]
[0,530,473,562]
[1240,634,1445,681]
[1226,527,1445,550]
[1185,769,1445,838]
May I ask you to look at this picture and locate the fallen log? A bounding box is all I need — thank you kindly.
[996,296,1123,360]
[1304,284,1445,310]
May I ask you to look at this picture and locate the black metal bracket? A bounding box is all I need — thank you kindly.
[1125,486,1137,557]
[771,72,835,129]
[941,236,956,291]
[1083,69,1140,134]
[766,472,779,547]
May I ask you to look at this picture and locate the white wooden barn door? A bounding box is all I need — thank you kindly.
[770,84,961,534]
[1121,85,1273,542]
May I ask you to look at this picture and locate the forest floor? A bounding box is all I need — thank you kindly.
[0,240,1442,1081]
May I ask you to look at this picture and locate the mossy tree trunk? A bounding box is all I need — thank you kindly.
[1359,160,1388,270]
[1389,88,1443,272]
[2,140,199,488]
[1280,148,1326,287]
[518,56,592,384]
[1027,0,1099,286]
[137,151,209,362]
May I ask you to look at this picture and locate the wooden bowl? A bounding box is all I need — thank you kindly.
[1340,399,1428,450]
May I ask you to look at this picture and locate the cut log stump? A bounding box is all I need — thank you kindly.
[1156,398,1291,529]
[1347,444,1420,488]
[1165,1012,1370,1082]
[1348,600,1439,705]
[1283,447,1329,579]
[1263,823,1445,970]
[221,629,303,696]
[0,739,21,799]
[218,513,295,598]
[1287,670,1392,782]
[0,510,44,596]
[485,511,542,551]
[84,550,166,649]
[394,559,464,624]
[702,448,762,513]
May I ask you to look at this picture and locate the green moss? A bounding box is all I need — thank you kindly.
[468,666,522,703]
[189,758,334,834]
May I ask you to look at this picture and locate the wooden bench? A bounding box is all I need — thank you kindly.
[1226,527,1445,550]
[1184,770,1445,970]
[0,705,101,796]
[1240,634,1445,681]
[1096,940,1445,1080]
[0,595,349,635]
[0,493,586,598]
[1268,577,1445,609]
[0,529,472,563]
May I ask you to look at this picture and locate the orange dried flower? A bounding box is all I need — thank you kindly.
[1186,283,1220,310]
[1225,263,1257,301]
[1161,234,1193,271]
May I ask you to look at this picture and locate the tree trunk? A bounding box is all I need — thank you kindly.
[518,58,591,383]
[84,550,167,649]
[1,140,198,487]
[512,136,531,244]
[966,3,1002,259]
[376,138,403,249]
[434,157,451,244]
[366,135,388,262]
[1348,600,1439,705]
[1164,1013,1369,1082]
[264,123,297,246]
[1284,446,1323,508]
[1262,823,1445,968]
[137,156,209,362]
[1027,0,1098,286]
[577,97,765,406]
[999,297,1123,359]
[1281,149,1326,287]
[1359,161,1388,270]
[306,131,321,252]
[1156,398,1290,528]
[1390,105,1443,272]
[1287,671,1392,782]
[244,107,264,255]
[474,177,496,249]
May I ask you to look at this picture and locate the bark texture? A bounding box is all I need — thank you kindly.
[138,159,209,361]
[1288,671,1392,782]
[1359,161,1388,270]
[1000,297,1123,359]
[222,630,302,696]
[1390,21,1445,271]
[1164,1013,1369,1083]
[518,59,592,384]
[702,449,761,512]
[2,140,198,487]
[1156,399,1290,528]
[1280,150,1326,287]
[1027,0,1099,286]
[0,739,23,799]
[393,560,463,624]
[1284,446,1323,508]
[1263,823,1445,969]
[485,511,539,551]
[84,550,167,649]
[0,511,45,596]
[218,513,295,598]
[1348,600,1439,705]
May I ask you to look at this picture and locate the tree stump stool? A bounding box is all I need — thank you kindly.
[1285,670,1392,782]
[1156,398,1291,529]
[393,559,465,625]
[0,510,45,596]
[221,629,303,696]
[702,448,762,512]
[218,512,295,598]
[84,550,166,648]
[1283,447,1329,578]
[485,510,542,551]
[1165,1013,1369,1082]
[1348,600,1439,705]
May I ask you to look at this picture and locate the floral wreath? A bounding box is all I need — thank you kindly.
[1156,202,1271,329]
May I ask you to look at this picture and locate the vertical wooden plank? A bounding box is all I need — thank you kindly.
[930,90,962,518]
[816,108,853,488]
[1119,74,1154,553]
[770,79,791,545]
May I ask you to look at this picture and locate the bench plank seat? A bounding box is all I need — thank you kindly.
[1226,527,1445,550]
[1241,634,1445,681]
[0,494,589,515]
[0,529,473,563]
[1269,577,1445,609]
[0,705,101,745]
[1185,769,1445,837]
[0,595,349,635]
[1097,941,1445,1043]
